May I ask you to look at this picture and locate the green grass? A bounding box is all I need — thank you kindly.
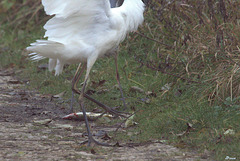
[1,1,240,160]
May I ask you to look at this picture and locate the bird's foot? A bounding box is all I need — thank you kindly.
[80,135,115,147]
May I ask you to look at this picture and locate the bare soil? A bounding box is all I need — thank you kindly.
[0,68,209,160]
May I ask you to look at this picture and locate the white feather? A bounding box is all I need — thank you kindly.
[27,0,145,75]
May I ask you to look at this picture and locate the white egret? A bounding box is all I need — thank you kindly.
[27,0,145,146]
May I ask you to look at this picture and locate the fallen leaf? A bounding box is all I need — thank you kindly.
[175,141,187,148]
[86,89,96,95]
[145,91,157,97]
[17,151,25,156]
[216,134,222,144]
[225,156,237,160]
[158,140,168,143]
[129,86,144,93]
[7,80,22,84]
[140,98,151,104]
[91,80,106,88]
[187,122,193,129]
[52,91,66,98]
[96,88,109,94]
[125,115,138,128]
[176,122,194,136]
[161,83,172,91]
[113,84,120,90]
[54,124,74,130]
[33,119,52,125]
[91,149,97,154]
[176,131,186,137]
[174,89,182,97]
[41,111,52,115]
[98,80,106,86]
[224,129,235,135]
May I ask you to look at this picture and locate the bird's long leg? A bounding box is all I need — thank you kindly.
[73,86,127,117]
[72,63,86,93]
[70,63,84,113]
[70,91,75,113]
[84,93,128,117]
[78,71,93,145]
[114,52,127,110]
[80,75,112,146]
[78,57,116,146]
[71,63,128,118]
[79,76,111,146]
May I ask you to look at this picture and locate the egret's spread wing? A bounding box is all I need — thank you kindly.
[42,0,112,43]
[42,0,111,18]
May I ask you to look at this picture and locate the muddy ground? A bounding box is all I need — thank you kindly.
[0,68,210,160]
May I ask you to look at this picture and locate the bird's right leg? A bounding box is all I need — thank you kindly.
[84,93,128,117]
[114,52,127,110]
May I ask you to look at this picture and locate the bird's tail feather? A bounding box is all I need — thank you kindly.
[26,40,65,61]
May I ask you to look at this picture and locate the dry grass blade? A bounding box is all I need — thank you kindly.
[0,0,45,28]
[137,0,240,103]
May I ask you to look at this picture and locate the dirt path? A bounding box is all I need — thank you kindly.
[0,69,209,160]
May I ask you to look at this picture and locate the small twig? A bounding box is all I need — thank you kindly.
[135,32,172,48]
[225,53,240,67]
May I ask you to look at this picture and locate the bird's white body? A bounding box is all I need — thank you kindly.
[27,0,144,75]
[27,0,144,146]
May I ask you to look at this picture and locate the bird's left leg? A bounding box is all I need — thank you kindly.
[79,56,112,146]
[70,63,86,113]
[114,51,127,110]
